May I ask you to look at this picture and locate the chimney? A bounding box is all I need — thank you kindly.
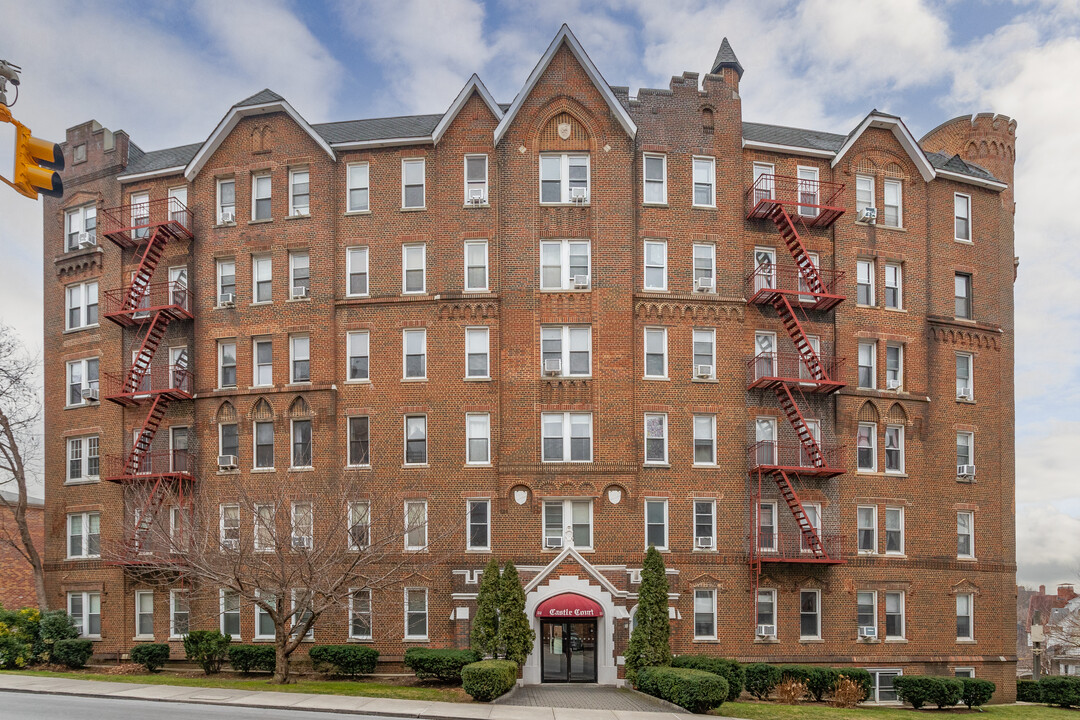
[1059,584,1075,599]
[1040,585,1046,595]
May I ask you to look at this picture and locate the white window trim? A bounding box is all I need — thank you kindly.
[693,243,716,292]
[346,162,370,213]
[252,337,272,388]
[464,154,489,205]
[219,503,240,548]
[957,431,974,468]
[251,173,271,221]
[67,511,100,559]
[800,588,822,640]
[65,203,97,249]
[643,152,667,205]
[539,153,591,205]
[644,413,668,465]
[290,501,314,550]
[957,352,974,400]
[251,254,272,305]
[958,511,975,560]
[643,239,668,291]
[885,343,903,390]
[539,239,591,291]
[289,333,310,384]
[348,501,371,551]
[884,263,903,310]
[693,499,716,550]
[66,357,99,408]
[66,435,100,483]
[254,504,275,553]
[217,178,236,224]
[65,280,99,331]
[868,668,904,704]
[541,325,591,378]
[693,414,717,466]
[885,424,905,474]
[540,412,593,463]
[857,259,875,307]
[288,250,310,298]
[855,173,875,216]
[255,589,276,640]
[885,506,905,556]
[882,178,903,228]
[346,330,370,383]
[954,192,972,242]
[404,414,428,466]
[465,412,491,466]
[757,588,777,634]
[643,327,668,380]
[220,589,240,640]
[349,588,373,639]
[135,590,155,640]
[957,593,974,640]
[346,246,369,297]
[692,156,716,208]
[169,589,189,639]
[857,505,878,554]
[542,498,594,551]
[693,588,718,640]
[404,500,428,551]
[758,500,778,552]
[464,326,490,380]
[857,422,878,472]
[290,418,313,469]
[857,590,878,635]
[291,588,315,639]
[885,590,906,640]
[692,328,716,380]
[216,259,236,304]
[253,420,275,470]
[68,591,101,639]
[402,328,427,380]
[404,587,429,640]
[401,243,427,295]
[858,341,877,390]
[644,498,669,550]
[401,158,426,210]
[463,240,489,292]
[466,498,491,551]
[288,167,310,217]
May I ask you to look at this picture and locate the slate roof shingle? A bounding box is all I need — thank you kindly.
[312,114,443,144]
[120,142,202,177]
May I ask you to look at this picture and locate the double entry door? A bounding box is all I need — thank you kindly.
[540,619,597,682]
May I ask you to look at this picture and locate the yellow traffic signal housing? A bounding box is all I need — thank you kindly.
[0,105,64,199]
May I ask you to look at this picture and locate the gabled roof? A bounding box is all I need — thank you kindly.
[118,142,202,182]
[711,37,743,78]
[184,89,336,180]
[832,110,936,181]
[742,121,846,155]
[523,544,626,599]
[494,24,637,144]
[313,114,442,148]
[432,74,503,145]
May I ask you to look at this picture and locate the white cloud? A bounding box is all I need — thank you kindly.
[1017,503,1080,588]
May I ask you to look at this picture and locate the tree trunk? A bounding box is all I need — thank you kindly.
[0,409,47,610]
[272,630,290,683]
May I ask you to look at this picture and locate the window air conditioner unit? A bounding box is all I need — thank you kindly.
[220,210,235,224]
[695,536,714,549]
[572,274,590,289]
[291,535,312,549]
[292,208,307,217]
[543,359,562,376]
[546,537,564,549]
[957,464,976,478]
[292,285,308,299]
[859,626,878,638]
[468,188,486,204]
[696,364,714,379]
[218,455,238,470]
[887,379,901,390]
[958,388,972,400]
[696,276,715,292]
[860,207,878,223]
[221,538,239,550]
[756,624,776,637]
[77,232,94,248]
[570,187,588,203]
[218,293,235,307]
[80,387,99,402]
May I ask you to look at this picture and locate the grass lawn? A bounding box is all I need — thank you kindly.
[5,669,469,703]
[720,702,1078,719]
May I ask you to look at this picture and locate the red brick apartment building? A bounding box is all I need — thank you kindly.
[42,26,1017,698]
[0,490,44,609]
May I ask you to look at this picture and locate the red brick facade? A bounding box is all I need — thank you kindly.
[0,495,44,610]
[41,28,1016,698]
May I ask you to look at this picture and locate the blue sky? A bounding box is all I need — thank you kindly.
[0,0,1078,588]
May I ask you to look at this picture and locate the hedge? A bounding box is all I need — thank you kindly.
[1040,676,1080,708]
[404,648,481,683]
[52,639,93,669]
[182,630,231,674]
[462,660,517,702]
[961,677,996,709]
[130,643,170,672]
[309,645,379,676]
[1017,678,1042,703]
[778,665,840,702]
[636,666,729,714]
[893,675,963,709]
[745,663,782,700]
[837,668,873,702]
[228,644,276,673]
[671,655,744,701]
[0,634,31,668]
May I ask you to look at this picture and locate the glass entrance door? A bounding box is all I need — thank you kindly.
[541,619,597,682]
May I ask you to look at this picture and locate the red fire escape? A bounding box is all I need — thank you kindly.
[99,197,195,564]
[745,174,847,623]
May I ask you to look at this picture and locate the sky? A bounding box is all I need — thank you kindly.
[0,0,1077,590]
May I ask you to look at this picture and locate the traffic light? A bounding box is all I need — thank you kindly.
[0,105,64,199]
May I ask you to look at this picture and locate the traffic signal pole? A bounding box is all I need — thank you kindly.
[0,58,64,199]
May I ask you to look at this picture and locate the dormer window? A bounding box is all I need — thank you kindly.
[540,154,589,204]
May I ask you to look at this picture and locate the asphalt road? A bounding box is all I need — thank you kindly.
[0,691,385,719]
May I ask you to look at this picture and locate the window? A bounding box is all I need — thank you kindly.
[467,499,490,550]
[694,588,716,639]
[349,502,370,550]
[692,157,715,207]
[68,591,101,637]
[67,435,99,482]
[957,593,973,640]
[857,591,877,632]
[541,325,591,377]
[956,353,973,399]
[65,203,97,250]
[644,240,667,291]
[857,260,874,305]
[858,341,876,389]
[289,251,310,298]
[221,589,240,638]
[644,414,668,465]
[346,247,369,296]
[752,162,776,202]
[694,415,716,465]
[885,344,902,390]
[254,504,275,551]
[544,499,592,549]
[540,153,589,203]
[252,254,272,303]
[757,589,776,634]
[65,281,99,330]
[402,243,426,294]
[540,239,590,290]
[694,500,715,549]
[348,416,370,467]
[693,244,715,291]
[755,418,777,467]
[954,193,971,241]
[797,166,820,217]
[465,154,488,203]
[885,591,904,638]
[403,329,427,379]
[135,591,154,638]
[693,329,715,378]
[170,589,189,638]
[254,421,274,468]
[957,511,974,558]
[405,588,428,639]
[800,589,821,639]
[884,263,902,309]
[855,175,874,216]
[67,511,100,558]
[857,506,877,553]
[957,432,974,467]
[541,413,592,462]
[885,425,904,473]
[955,668,975,679]
[253,338,272,387]
[217,179,236,223]
[405,415,427,465]
[644,327,667,378]
[885,507,904,554]
[955,273,972,319]
[291,501,313,550]
[405,500,427,550]
[347,331,369,381]
[801,504,822,552]
[131,192,149,239]
[644,498,668,549]
[758,502,777,551]
[882,179,902,227]
[217,259,236,302]
[643,153,666,204]
[868,669,901,703]
[287,168,310,216]
[291,588,314,638]
[465,327,489,378]
[255,591,276,639]
[466,413,490,465]
[220,504,240,547]
[347,163,369,213]
[349,589,372,639]
[464,240,488,291]
[402,158,426,208]
[66,357,99,406]
[290,334,310,383]
[857,423,877,472]
[252,174,271,221]
[291,419,312,468]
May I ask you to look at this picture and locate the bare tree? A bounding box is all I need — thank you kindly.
[0,323,46,609]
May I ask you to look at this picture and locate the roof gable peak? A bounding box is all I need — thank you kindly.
[432,74,503,145]
[236,88,285,108]
[711,37,743,78]
[832,110,935,182]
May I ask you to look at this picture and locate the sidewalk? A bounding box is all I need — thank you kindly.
[0,672,708,720]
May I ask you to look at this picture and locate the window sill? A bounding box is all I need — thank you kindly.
[692,547,718,553]
[401,378,428,383]
[643,376,669,382]
[882,307,907,313]
[693,638,720,643]
[248,219,273,225]
[344,210,371,217]
[855,470,882,477]
[539,203,591,208]
[464,377,492,382]
[213,305,237,311]
[884,472,908,478]
[402,464,430,470]
[347,637,375,643]
[463,203,491,209]
[691,378,719,384]
[540,288,592,294]
[133,636,155,642]
[465,548,492,554]
[66,556,101,561]
[643,463,670,468]
[250,301,273,307]
[286,297,312,303]
[876,224,906,232]
[754,636,780,644]
[168,636,184,641]
[799,638,825,644]
[213,222,238,229]
[344,294,371,300]
[957,556,977,562]
[953,317,977,324]
[544,547,593,553]
[345,465,371,471]
[956,398,976,405]
[401,292,428,297]
[642,202,669,208]
[955,238,974,245]
[285,213,311,221]
[643,287,668,293]
[956,639,977,644]
[217,469,240,476]
[65,478,101,486]
[289,466,314,472]
[287,382,312,388]
[63,325,100,335]
[64,403,95,410]
[693,463,718,469]
[884,637,909,643]
[251,467,276,474]
[465,463,493,468]
[82,635,102,641]
[691,205,717,210]
[400,207,427,212]
[463,288,490,294]
[403,637,430,642]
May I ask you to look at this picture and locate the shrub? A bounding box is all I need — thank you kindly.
[961,678,996,709]
[1040,676,1080,708]
[893,675,962,709]
[309,645,378,677]
[0,630,31,668]
[806,667,841,702]
[52,639,93,669]
[182,630,231,674]
[838,668,873,702]
[636,666,729,714]
[228,644,276,673]
[928,677,963,708]
[1017,678,1042,703]
[745,663,781,700]
[130,643,170,672]
[497,563,535,666]
[470,559,500,658]
[671,656,744,701]
[404,648,482,683]
[778,664,814,685]
[776,678,809,704]
[0,607,43,661]
[624,546,671,675]
[462,659,517,702]
[831,675,864,708]
[39,610,78,662]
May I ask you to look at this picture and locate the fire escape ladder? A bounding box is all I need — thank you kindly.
[772,293,825,381]
[124,228,169,312]
[131,476,168,554]
[773,470,826,558]
[768,204,825,295]
[125,311,172,394]
[125,395,170,476]
[775,382,824,468]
